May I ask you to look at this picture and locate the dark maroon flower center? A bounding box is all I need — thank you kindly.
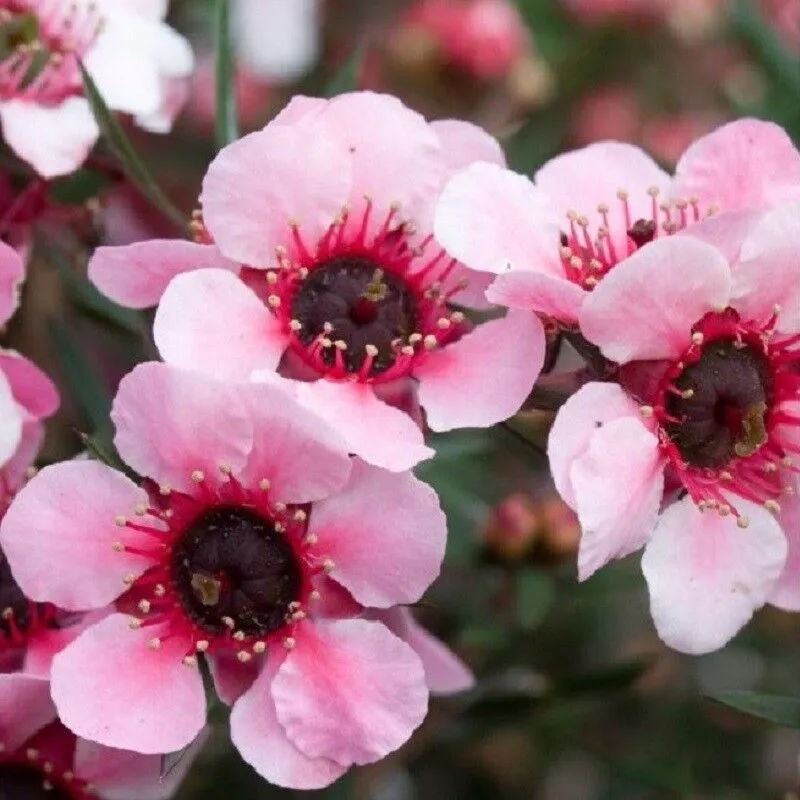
[665,340,772,468]
[171,506,302,637]
[0,764,73,800]
[291,256,419,375]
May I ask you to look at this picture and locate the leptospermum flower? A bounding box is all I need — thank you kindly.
[0,673,202,799]
[0,362,458,789]
[89,91,545,472]
[434,118,800,326]
[0,0,193,178]
[548,204,800,653]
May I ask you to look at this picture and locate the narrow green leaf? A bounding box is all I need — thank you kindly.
[706,690,800,728]
[79,432,126,472]
[325,46,363,97]
[48,319,112,437]
[214,0,239,149]
[78,61,186,230]
[515,569,555,630]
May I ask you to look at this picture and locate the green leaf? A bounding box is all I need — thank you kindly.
[80,432,127,472]
[79,61,186,230]
[48,319,112,438]
[214,0,239,149]
[706,690,800,728]
[325,46,363,97]
[515,569,555,630]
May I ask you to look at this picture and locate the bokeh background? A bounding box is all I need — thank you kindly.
[10,0,800,797]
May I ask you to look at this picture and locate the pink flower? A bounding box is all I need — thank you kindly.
[396,0,530,81]
[435,118,800,326]
[0,0,193,178]
[549,205,800,653]
[0,672,202,799]
[0,362,460,789]
[89,92,545,472]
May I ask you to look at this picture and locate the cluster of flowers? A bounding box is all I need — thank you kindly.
[0,2,799,787]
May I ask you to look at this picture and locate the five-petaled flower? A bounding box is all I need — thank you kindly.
[0,362,471,789]
[88,91,545,472]
[548,204,800,654]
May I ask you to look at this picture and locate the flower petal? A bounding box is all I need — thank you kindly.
[237,380,352,503]
[112,362,252,493]
[51,614,206,753]
[0,461,153,610]
[416,310,545,431]
[673,119,800,213]
[230,653,347,789]
[153,269,286,380]
[434,161,563,278]
[294,380,434,472]
[431,119,506,173]
[486,269,586,323]
[641,497,787,654]
[307,459,445,607]
[0,367,23,469]
[732,201,800,333]
[373,608,474,694]
[535,142,670,253]
[0,239,24,325]
[548,382,644,508]
[0,673,55,751]
[768,483,800,611]
[0,98,99,178]
[273,618,428,765]
[89,241,238,309]
[579,235,732,362]
[74,729,210,800]
[0,350,60,419]
[201,120,351,266]
[571,416,664,580]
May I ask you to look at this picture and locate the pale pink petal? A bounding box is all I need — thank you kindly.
[208,652,260,705]
[579,236,732,362]
[270,95,327,126]
[416,310,545,431]
[732,202,800,332]
[768,483,800,611]
[535,142,671,252]
[51,614,206,753]
[673,119,800,213]
[200,120,351,266]
[238,381,352,503]
[319,92,444,225]
[486,269,586,323]
[0,350,60,419]
[230,653,347,790]
[641,497,787,654]
[273,618,428,765]
[0,368,23,468]
[0,673,55,751]
[0,461,153,610]
[0,98,99,179]
[74,729,210,800]
[153,269,286,380]
[89,241,239,309]
[307,459,446,607]
[571,416,665,580]
[0,239,24,325]
[548,382,644,508]
[678,209,763,265]
[1,419,43,493]
[294,380,433,472]
[434,161,563,278]
[111,362,252,494]
[431,119,506,173]
[374,608,474,694]
[23,610,103,678]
